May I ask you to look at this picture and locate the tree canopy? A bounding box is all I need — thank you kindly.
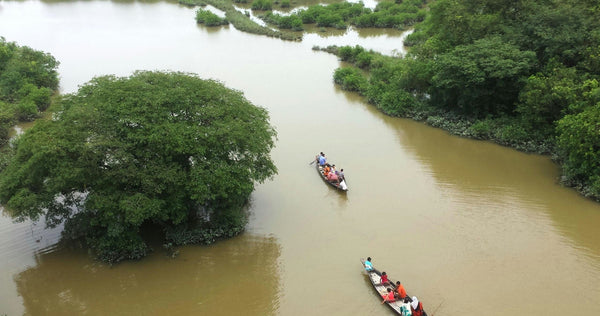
[0,71,277,262]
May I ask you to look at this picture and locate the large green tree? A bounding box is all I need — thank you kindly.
[0,71,277,262]
[430,36,536,116]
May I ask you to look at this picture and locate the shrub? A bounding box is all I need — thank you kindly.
[252,0,272,11]
[467,120,492,139]
[17,83,52,111]
[14,100,38,121]
[196,8,229,26]
[333,67,368,93]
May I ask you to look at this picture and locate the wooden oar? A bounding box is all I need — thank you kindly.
[430,299,444,316]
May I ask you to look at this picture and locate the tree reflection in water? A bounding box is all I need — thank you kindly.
[14,234,281,315]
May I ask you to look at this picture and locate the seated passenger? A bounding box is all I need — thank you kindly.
[323,164,331,176]
[395,281,407,299]
[411,296,425,316]
[400,297,413,316]
[381,288,395,304]
[380,272,390,285]
[327,171,338,183]
[364,257,374,271]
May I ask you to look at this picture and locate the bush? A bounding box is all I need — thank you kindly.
[14,100,38,121]
[0,102,16,145]
[17,83,53,111]
[467,120,492,139]
[196,8,229,26]
[251,0,272,11]
[333,67,368,93]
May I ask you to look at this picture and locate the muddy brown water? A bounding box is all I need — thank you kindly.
[1,1,599,315]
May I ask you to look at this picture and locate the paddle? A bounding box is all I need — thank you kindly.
[309,159,316,165]
[429,299,444,316]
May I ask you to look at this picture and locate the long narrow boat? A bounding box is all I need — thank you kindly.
[360,258,427,315]
[315,161,348,192]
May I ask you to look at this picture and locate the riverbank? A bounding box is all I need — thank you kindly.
[315,43,600,201]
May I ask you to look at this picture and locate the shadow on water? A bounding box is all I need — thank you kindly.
[14,234,282,315]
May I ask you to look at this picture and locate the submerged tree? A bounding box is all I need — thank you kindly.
[0,71,277,262]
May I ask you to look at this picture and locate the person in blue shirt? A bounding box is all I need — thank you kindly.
[364,257,374,271]
[318,152,326,166]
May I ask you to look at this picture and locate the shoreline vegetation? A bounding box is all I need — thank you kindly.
[313,0,600,201]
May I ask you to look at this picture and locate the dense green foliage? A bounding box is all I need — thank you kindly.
[263,12,304,30]
[0,38,59,145]
[0,71,277,262]
[196,8,229,26]
[262,0,426,31]
[325,0,600,198]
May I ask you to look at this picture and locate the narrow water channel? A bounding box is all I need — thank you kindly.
[1,1,599,315]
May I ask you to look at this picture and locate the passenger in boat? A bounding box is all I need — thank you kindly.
[400,297,413,316]
[330,164,337,175]
[380,272,390,285]
[327,170,339,184]
[381,288,396,304]
[411,296,425,316]
[323,164,331,176]
[337,168,345,181]
[395,281,407,299]
[364,257,374,271]
[318,152,326,166]
[339,179,347,190]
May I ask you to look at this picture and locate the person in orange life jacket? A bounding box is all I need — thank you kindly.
[395,281,407,299]
[411,296,425,316]
[379,271,390,285]
[323,164,331,176]
[381,288,396,304]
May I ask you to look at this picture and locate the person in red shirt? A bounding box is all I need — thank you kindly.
[381,288,395,304]
[394,281,407,299]
[379,272,390,285]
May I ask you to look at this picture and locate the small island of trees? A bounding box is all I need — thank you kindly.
[0,71,277,263]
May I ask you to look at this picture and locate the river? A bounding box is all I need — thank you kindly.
[0,1,599,315]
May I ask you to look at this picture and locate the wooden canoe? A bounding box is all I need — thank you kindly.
[315,160,348,192]
[360,258,427,315]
